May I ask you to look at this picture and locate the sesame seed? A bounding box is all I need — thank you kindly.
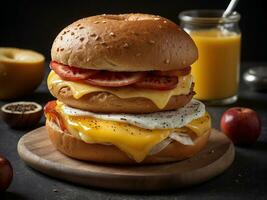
[80,37,85,42]
[71,32,74,35]
[109,32,115,37]
[77,24,81,27]
[123,43,129,48]
[163,20,167,24]
[56,48,59,52]
[95,36,101,41]
[60,36,63,40]
[79,26,84,29]
[93,21,99,24]
[90,33,96,37]
[102,20,106,23]
[100,42,107,46]
[60,48,64,51]
[164,59,170,64]
[209,149,215,154]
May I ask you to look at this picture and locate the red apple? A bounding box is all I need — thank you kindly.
[0,155,13,191]
[220,107,261,145]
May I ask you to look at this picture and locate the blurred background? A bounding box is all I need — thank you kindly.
[1,0,267,61]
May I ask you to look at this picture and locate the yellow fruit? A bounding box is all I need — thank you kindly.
[0,47,45,99]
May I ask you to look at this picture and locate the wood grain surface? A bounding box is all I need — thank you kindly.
[17,127,234,191]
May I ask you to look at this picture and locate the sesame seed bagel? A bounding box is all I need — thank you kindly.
[51,13,198,71]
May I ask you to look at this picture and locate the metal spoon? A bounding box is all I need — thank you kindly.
[222,0,239,18]
[243,66,267,91]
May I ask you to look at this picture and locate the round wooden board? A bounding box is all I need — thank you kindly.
[17,126,234,191]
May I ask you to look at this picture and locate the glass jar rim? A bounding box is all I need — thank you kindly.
[179,9,241,24]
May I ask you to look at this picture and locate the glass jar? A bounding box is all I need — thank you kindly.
[179,10,241,105]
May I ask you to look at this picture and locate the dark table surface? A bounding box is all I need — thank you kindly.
[1,62,267,200]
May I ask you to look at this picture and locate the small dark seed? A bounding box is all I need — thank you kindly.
[5,104,37,112]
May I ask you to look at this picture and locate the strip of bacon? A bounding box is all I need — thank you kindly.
[44,100,66,131]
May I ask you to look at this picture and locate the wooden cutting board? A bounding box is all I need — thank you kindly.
[17,127,234,191]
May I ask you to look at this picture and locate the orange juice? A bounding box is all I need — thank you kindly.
[190,29,241,100]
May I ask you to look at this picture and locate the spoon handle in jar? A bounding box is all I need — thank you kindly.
[223,0,239,17]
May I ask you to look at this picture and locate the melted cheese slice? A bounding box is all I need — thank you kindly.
[47,71,193,109]
[54,104,211,162]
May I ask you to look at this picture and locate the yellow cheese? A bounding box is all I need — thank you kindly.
[47,71,192,109]
[65,115,171,162]
[186,113,211,136]
[54,104,211,162]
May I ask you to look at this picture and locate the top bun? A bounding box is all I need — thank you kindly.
[51,13,198,71]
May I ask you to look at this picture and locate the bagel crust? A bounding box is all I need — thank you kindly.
[50,85,195,113]
[51,13,198,71]
[46,121,210,164]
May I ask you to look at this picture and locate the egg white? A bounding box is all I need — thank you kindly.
[60,99,205,130]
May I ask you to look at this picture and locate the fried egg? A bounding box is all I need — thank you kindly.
[59,99,205,130]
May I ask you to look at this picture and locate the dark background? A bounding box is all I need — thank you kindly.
[1,0,267,62]
[1,1,267,199]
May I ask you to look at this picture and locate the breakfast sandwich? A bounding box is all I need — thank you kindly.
[44,13,211,164]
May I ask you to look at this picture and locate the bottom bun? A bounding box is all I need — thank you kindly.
[46,121,210,165]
